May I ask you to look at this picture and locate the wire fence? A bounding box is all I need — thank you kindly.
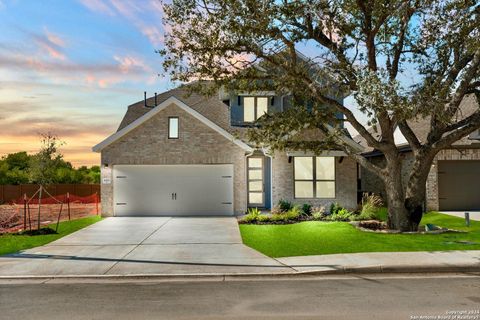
[0,189,100,234]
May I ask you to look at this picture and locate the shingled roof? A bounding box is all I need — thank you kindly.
[354,94,480,155]
[117,83,232,133]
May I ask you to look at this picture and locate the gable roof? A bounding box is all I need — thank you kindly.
[92,96,253,152]
[117,83,232,133]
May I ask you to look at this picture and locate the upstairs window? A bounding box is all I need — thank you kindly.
[293,157,336,199]
[243,97,269,122]
[168,117,179,139]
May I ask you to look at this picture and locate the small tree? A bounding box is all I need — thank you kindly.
[29,132,65,229]
[160,0,480,231]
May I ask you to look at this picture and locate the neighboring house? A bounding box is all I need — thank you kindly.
[93,84,363,217]
[358,94,480,211]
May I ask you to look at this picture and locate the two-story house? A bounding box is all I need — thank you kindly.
[93,84,362,216]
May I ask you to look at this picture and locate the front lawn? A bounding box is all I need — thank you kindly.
[239,212,480,258]
[0,216,102,256]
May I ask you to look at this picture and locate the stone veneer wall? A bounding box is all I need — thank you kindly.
[270,152,358,210]
[100,103,248,216]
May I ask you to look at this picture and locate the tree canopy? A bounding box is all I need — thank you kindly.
[0,134,100,185]
[160,0,480,231]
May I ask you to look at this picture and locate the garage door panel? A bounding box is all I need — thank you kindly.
[113,165,234,216]
[175,176,233,215]
[438,160,480,211]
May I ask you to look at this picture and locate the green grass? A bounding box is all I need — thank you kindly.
[0,216,102,256]
[239,212,480,258]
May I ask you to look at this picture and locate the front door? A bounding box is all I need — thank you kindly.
[247,157,265,207]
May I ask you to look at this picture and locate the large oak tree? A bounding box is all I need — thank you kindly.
[160,0,480,231]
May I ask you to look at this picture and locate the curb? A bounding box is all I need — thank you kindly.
[0,265,479,283]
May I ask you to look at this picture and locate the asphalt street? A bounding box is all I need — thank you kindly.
[0,273,479,320]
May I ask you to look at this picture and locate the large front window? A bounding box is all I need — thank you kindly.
[243,97,269,122]
[294,157,335,198]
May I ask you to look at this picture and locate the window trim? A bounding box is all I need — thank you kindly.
[242,96,270,123]
[168,117,179,139]
[293,156,336,199]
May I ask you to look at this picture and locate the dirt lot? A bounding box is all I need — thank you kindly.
[0,203,99,233]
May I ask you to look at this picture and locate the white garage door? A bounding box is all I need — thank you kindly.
[113,165,234,216]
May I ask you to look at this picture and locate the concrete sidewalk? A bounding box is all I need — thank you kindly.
[441,211,480,221]
[277,250,480,274]
[0,249,479,279]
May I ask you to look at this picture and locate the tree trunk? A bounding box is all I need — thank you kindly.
[382,150,436,232]
[404,152,437,230]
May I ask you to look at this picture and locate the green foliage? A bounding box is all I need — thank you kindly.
[329,203,343,215]
[301,203,312,216]
[241,207,261,223]
[278,199,293,212]
[241,205,302,224]
[0,145,100,185]
[357,193,384,220]
[328,208,354,222]
[257,214,271,223]
[312,212,324,221]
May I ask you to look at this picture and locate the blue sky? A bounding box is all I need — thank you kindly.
[0,0,174,166]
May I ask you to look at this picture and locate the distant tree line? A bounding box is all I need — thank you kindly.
[0,151,100,185]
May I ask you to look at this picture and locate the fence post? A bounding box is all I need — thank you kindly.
[67,192,71,220]
[95,192,99,215]
[23,193,27,231]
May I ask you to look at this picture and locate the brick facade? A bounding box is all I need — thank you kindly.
[271,152,358,210]
[100,102,248,216]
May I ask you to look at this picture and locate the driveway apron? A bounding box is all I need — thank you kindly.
[0,217,292,276]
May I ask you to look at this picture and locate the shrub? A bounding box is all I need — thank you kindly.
[312,206,325,215]
[286,205,301,220]
[271,205,283,215]
[357,193,383,220]
[301,203,312,216]
[328,208,353,221]
[257,214,271,223]
[329,202,342,215]
[278,199,293,212]
[241,207,261,223]
[312,212,324,220]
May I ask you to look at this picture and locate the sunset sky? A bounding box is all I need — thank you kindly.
[0,0,409,168]
[0,0,174,167]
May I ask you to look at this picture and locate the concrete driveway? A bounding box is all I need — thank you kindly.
[0,217,291,276]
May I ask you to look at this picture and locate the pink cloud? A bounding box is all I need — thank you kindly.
[29,28,68,61]
[78,0,116,16]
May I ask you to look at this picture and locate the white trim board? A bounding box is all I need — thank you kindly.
[92,96,253,152]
